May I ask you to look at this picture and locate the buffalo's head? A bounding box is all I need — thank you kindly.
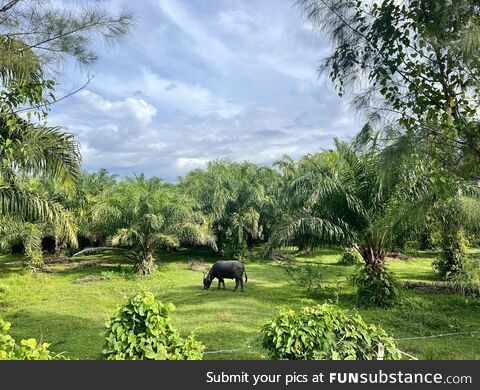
[203,273,212,290]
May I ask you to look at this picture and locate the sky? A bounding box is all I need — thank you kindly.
[49,0,360,181]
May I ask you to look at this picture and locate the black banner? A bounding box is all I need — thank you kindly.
[0,361,478,389]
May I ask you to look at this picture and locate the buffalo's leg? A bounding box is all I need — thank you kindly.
[217,279,222,289]
[222,280,226,290]
[240,278,244,292]
[234,278,239,292]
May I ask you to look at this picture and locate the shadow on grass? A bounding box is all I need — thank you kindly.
[5,310,105,360]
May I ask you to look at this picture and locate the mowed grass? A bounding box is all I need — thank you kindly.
[0,247,479,360]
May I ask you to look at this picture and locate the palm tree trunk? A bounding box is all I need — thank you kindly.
[133,243,156,276]
[53,236,68,261]
[359,245,386,272]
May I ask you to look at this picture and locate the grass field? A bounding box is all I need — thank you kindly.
[0,248,479,360]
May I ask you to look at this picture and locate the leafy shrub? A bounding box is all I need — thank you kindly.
[351,265,402,307]
[103,292,204,360]
[261,304,401,360]
[433,229,467,279]
[0,318,54,360]
[444,259,480,297]
[280,263,322,293]
[338,248,363,266]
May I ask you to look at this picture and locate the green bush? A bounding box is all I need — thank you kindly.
[280,263,322,293]
[338,248,363,266]
[103,292,204,360]
[351,265,402,307]
[0,318,54,360]
[434,227,467,279]
[261,304,401,360]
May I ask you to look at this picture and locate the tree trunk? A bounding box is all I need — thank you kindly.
[359,245,386,272]
[24,249,44,272]
[53,236,68,261]
[133,245,156,276]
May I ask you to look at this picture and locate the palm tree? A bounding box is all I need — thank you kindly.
[1,37,81,269]
[78,176,217,276]
[181,160,279,257]
[265,137,429,304]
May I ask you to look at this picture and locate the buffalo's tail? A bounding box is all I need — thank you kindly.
[244,271,248,283]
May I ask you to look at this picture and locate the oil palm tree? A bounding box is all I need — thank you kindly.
[181,160,278,257]
[77,177,217,275]
[1,38,81,269]
[265,136,431,304]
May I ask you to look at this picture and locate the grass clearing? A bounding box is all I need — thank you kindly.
[0,248,479,360]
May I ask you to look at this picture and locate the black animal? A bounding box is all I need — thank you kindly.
[203,260,248,292]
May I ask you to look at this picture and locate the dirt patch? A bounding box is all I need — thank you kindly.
[403,281,480,297]
[217,311,234,321]
[187,258,209,273]
[74,274,105,284]
[387,252,410,261]
[68,259,114,270]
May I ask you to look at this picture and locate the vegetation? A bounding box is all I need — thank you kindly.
[77,176,217,275]
[181,161,279,258]
[338,248,362,266]
[1,0,480,360]
[104,292,204,360]
[351,265,402,308]
[1,318,55,360]
[261,304,401,360]
[2,248,478,360]
[266,136,431,304]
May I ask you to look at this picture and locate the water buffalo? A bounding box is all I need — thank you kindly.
[203,260,248,292]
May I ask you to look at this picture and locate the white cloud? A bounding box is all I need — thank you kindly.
[49,0,360,181]
[137,68,242,118]
[158,0,235,71]
[176,158,209,172]
[97,67,243,119]
[75,90,157,126]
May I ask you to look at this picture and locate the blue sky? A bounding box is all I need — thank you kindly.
[50,0,360,181]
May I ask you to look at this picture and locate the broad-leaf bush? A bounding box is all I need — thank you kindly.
[338,248,362,266]
[103,292,204,360]
[351,265,401,308]
[261,304,401,360]
[0,318,54,360]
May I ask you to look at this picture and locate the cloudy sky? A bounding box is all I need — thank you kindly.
[50,0,360,181]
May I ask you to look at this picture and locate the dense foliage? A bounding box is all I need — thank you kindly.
[351,265,402,308]
[261,304,401,360]
[0,0,132,270]
[265,135,432,303]
[104,292,204,360]
[338,248,363,266]
[77,176,217,275]
[297,0,480,280]
[181,160,279,258]
[0,318,54,360]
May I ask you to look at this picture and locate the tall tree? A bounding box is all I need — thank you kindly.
[0,0,132,268]
[0,1,132,75]
[266,136,430,305]
[181,160,280,258]
[297,0,480,275]
[82,176,218,276]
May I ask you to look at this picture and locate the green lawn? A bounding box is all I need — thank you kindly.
[0,248,479,360]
